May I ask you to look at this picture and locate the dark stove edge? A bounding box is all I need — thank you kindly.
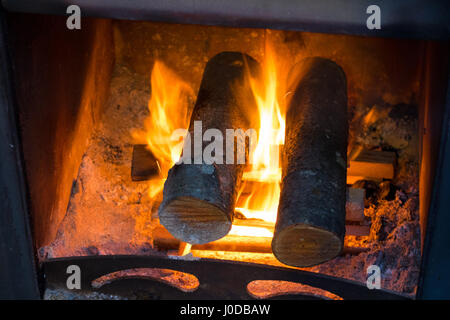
[2,0,450,40]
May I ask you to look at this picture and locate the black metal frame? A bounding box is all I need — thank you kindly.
[0,0,449,299]
[43,255,409,300]
[2,0,450,40]
[0,10,40,299]
[417,56,450,299]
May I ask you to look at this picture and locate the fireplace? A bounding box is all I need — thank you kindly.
[1,1,449,300]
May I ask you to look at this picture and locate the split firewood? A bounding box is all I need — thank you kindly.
[132,146,384,225]
[272,57,348,268]
[158,52,261,244]
[344,225,370,237]
[239,149,395,186]
[132,145,394,186]
[236,184,365,223]
[131,144,160,181]
[152,225,368,255]
[178,242,192,256]
[144,164,366,225]
[232,218,369,237]
[347,149,396,184]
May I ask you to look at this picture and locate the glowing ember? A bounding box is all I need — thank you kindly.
[228,225,273,238]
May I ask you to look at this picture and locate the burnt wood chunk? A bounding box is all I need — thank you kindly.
[346,188,365,222]
[178,242,192,256]
[158,52,261,244]
[272,57,348,267]
[345,225,370,237]
[131,144,159,181]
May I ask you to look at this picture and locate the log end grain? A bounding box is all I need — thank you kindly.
[159,196,232,244]
[271,224,342,267]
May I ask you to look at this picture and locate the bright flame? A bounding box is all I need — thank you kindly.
[132,60,193,202]
[232,41,286,236]
[138,45,287,240]
[228,225,274,238]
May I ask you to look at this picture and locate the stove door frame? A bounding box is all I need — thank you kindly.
[0,2,450,300]
[0,11,40,299]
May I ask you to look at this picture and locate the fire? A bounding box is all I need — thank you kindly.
[132,60,193,202]
[231,42,286,237]
[137,44,287,241]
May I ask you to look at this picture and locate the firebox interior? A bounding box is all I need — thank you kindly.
[6,12,449,296]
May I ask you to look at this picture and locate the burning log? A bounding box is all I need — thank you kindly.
[272,57,348,267]
[158,52,261,244]
[131,144,159,181]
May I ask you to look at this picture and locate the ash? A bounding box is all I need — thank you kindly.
[44,288,125,300]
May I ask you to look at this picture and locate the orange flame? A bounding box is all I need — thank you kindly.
[132,60,194,200]
[232,41,286,237]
